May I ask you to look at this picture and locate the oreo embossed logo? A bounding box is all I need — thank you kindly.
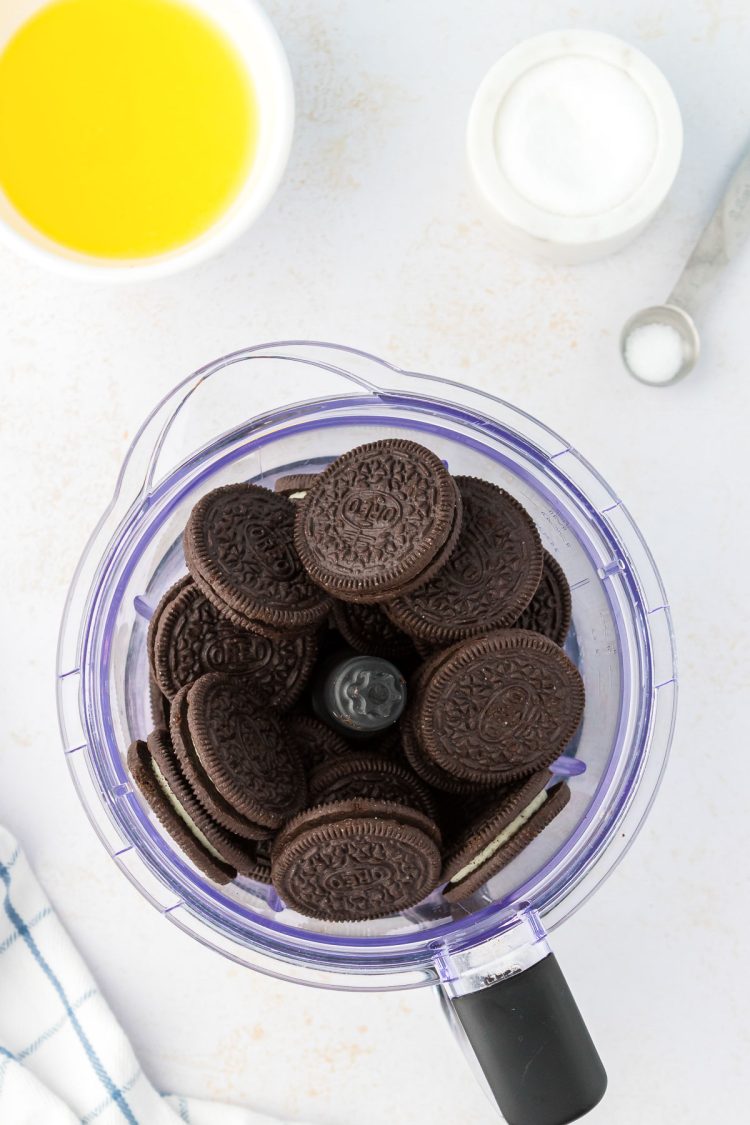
[340,490,402,530]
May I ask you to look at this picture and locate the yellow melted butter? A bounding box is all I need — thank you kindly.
[0,0,259,258]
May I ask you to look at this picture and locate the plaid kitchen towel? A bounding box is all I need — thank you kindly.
[0,827,300,1125]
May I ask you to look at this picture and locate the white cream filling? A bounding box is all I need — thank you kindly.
[152,759,226,864]
[449,790,548,885]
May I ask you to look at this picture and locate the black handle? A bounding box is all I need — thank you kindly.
[451,954,607,1125]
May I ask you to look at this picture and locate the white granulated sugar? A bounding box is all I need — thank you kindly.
[624,322,685,385]
[495,56,658,216]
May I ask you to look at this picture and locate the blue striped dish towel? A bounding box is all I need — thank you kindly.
[0,827,302,1125]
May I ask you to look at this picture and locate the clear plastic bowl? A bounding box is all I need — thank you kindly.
[57,342,677,992]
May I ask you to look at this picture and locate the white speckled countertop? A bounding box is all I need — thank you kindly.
[1,1,749,1122]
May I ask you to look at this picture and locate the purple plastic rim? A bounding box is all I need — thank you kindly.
[57,342,677,987]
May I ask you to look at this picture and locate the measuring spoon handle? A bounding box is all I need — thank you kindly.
[669,145,750,318]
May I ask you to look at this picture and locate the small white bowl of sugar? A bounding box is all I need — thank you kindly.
[467,30,683,263]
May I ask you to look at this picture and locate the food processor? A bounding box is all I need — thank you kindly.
[57,342,677,1125]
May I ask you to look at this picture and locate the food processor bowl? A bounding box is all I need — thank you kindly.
[58,342,677,1124]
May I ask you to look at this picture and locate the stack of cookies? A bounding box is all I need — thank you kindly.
[130,439,584,921]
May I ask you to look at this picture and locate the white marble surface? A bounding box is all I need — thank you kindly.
[1,1,749,1122]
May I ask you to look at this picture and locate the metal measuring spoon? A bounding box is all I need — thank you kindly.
[621,144,750,386]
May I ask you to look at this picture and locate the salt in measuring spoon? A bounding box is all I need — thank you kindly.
[621,143,750,386]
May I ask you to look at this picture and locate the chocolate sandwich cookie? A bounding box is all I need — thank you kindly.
[442,772,570,902]
[147,576,182,681]
[184,483,330,633]
[513,550,572,647]
[169,684,274,841]
[398,654,489,795]
[188,673,307,830]
[273,799,442,856]
[410,637,467,688]
[350,486,463,606]
[145,729,273,882]
[331,599,418,663]
[271,800,442,921]
[294,439,461,603]
[246,839,273,885]
[287,713,353,773]
[384,477,543,643]
[400,709,488,795]
[417,630,585,785]
[150,576,317,704]
[413,637,443,660]
[274,473,319,499]
[149,676,171,730]
[127,739,236,885]
[308,754,439,820]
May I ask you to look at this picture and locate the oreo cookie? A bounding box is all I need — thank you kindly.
[401,709,487,796]
[168,684,274,841]
[274,473,319,499]
[358,490,462,606]
[417,630,585,785]
[274,799,442,853]
[146,729,272,882]
[413,636,443,660]
[184,483,330,633]
[271,800,442,921]
[127,739,236,885]
[274,798,442,856]
[514,551,572,647]
[188,673,307,830]
[149,676,171,730]
[384,477,543,643]
[294,439,461,603]
[331,599,418,663]
[400,657,489,795]
[308,754,439,820]
[442,772,570,902]
[150,576,317,705]
[287,713,353,773]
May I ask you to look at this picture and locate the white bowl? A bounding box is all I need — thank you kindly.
[0,0,294,281]
[467,30,683,264]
